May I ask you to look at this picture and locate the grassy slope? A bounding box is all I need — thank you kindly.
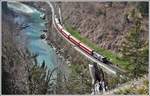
[65,26,129,70]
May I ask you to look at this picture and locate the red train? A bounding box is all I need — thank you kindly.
[54,17,108,63]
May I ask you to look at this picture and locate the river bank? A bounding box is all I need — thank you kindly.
[2,1,148,95]
[2,2,69,94]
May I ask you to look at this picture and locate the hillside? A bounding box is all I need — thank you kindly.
[2,1,149,95]
[61,2,148,52]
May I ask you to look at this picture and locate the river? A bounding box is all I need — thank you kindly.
[7,2,58,71]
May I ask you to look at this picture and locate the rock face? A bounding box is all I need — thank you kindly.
[60,2,148,52]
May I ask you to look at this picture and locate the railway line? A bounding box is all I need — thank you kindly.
[46,0,126,76]
[5,1,144,95]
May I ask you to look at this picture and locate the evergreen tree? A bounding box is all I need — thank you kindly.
[28,60,58,94]
[120,9,148,78]
[137,2,149,16]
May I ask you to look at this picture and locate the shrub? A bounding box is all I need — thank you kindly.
[137,2,149,16]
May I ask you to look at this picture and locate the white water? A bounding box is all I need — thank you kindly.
[7,2,58,72]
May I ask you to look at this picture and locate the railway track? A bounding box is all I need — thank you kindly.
[46,0,126,77]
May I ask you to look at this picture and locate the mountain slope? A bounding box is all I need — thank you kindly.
[61,2,148,52]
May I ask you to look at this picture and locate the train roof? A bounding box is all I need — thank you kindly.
[69,35,81,43]
[62,29,71,36]
[57,23,63,29]
[55,18,59,24]
[79,42,94,51]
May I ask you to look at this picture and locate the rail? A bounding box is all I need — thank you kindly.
[46,0,125,76]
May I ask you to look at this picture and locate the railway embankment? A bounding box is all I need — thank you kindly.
[60,2,148,76]
[23,2,148,94]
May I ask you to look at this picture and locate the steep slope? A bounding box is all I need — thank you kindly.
[61,2,148,52]
[2,7,30,94]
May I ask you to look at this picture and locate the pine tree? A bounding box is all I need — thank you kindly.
[120,9,148,78]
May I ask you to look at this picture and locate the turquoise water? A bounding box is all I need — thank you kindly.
[8,2,57,70]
